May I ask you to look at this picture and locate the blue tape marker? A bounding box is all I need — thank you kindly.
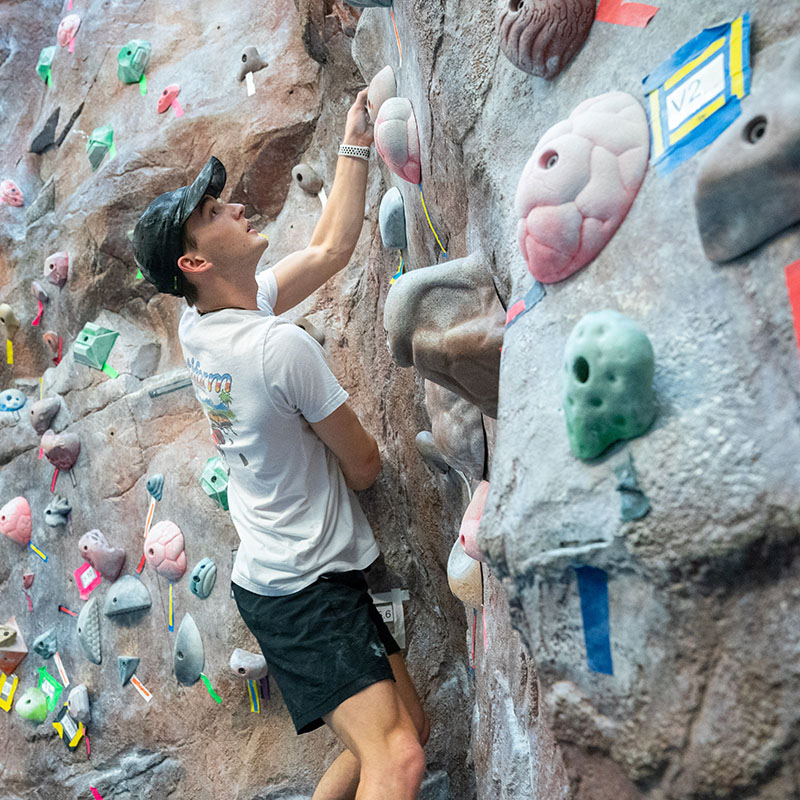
[574,566,613,675]
[505,281,546,328]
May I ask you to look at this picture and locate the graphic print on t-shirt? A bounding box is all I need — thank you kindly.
[186,357,237,446]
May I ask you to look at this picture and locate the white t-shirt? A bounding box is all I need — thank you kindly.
[177,269,379,596]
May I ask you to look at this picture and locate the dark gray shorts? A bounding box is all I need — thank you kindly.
[232,569,400,734]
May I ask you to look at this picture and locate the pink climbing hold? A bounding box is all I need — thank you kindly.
[514,91,649,284]
[57,14,80,50]
[0,180,23,207]
[158,84,183,117]
[144,520,187,580]
[44,252,69,288]
[375,97,422,185]
[40,429,81,471]
[0,497,32,547]
[459,481,490,563]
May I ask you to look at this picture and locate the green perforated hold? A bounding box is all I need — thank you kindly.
[200,457,229,511]
[117,39,151,83]
[74,323,119,371]
[86,125,115,171]
[562,310,655,460]
[37,46,56,85]
[15,686,47,723]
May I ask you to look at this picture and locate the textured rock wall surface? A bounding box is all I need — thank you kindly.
[2,1,800,800]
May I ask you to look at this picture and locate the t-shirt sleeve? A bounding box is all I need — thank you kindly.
[256,268,278,315]
[263,321,348,423]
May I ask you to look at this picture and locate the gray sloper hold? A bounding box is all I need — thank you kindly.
[67,683,90,722]
[118,656,139,686]
[77,596,101,664]
[238,46,268,81]
[695,37,800,263]
[189,558,217,599]
[29,396,60,435]
[415,431,450,474]
[44,495,71,527]
[32,628,57,659]
[174,613,204,686]
[103,574,152,617]
[292,163,323,195]
[379,187,406,250]
[229,648,268,680]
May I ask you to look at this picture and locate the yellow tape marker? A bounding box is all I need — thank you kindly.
[168,582,174,631]
[418,185,447,257]
[6,339,12,365]
[247,679,260,713]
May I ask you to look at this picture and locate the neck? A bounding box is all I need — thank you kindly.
[195,275,259,315]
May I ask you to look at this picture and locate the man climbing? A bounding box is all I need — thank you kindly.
[132,89,429,800]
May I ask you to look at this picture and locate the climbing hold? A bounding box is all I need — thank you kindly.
[498,0,595,79]
[0,305,20,339]
[173,613,204,686]
[117,656,139,686]
[31,281,48,304]
[459,480,490,562]
[562,310,655,460]
[515,92,649,284]
[0,625,16,647]
[615,453,651,521]
[14,686,47,723]
[41,429,81,471]
[76,596,101,665]
[36,46,56,84]
[0,389,26,414]
[229,648,268,680]
[0,618,27,674]
[375,97,421,185]
[146,473,164,501]
[367,65,397,123]
[79,529,126,582]
[44,495,71,527]
[294,317,325,346]
[67,683,90,722]
[0,497,32,547]
[73,322,119,371]
[0,180,23,207]
[44,252,69,288]
[56,14,80,49]
[157,84,182,115]
[103,574,152,616]
[695,37,800,262]
[29,397,60,436]
[189,557,217,599]
[379,187,406,250]
[144,520,187,580]
[22,573,34,591]
[415,431,450,474]
[86,125,115,171]
[32,629,57,660]
[291,163,323,195]
[447,539,483,609]
[200,457,229,511]
[117,40,151,84]
[237,46,268,81]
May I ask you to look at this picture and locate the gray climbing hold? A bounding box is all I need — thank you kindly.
[415,431,450,474]
[292,163,323,195]
[189,557,217,599]
[44,495,71,528]
[237,46,268,81]
[29,397,60,436]
[229,648,268,680]
[146,473,164,501]
[118,656,139,686]
[76,596,101,665]
[103,574,152,617]
[67,683,90,722]
[615,454,651,521]
[294,316,325,346]
[174,613,204,686]
[379,187,407,250]
[32,628,57,659]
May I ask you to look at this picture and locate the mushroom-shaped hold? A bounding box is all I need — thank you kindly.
[157,84,180,114]
[67,684,90,722]
[44,495,71,527]
[174,612,204,686]
[117,39,152,84]
[562,310,655,460]
[79,529,126,582]
[367,65,397,123]
[76,596,101,665]
[189,557,217,599]
[498,0,595,79]
[144,520,187,580]
[379,187,407,250]
[103,574,152,616]
[15,687,48,723]
[0,180,23,207]
[0,305,20,339]
[292,163,323,195]
[515,92,649,284]
[375,97,422,185]
[29,397,60,435]
[44,252,69,288]
[447,539,483,609]
[0,389,26,413]
[57,14,81,48]
[229,648,268,680]
[459,480,490,562]
[0,497,32,547]
[238,46,268,81]
[41,429,81,471]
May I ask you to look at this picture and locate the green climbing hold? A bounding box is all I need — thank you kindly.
[14,686,48,723]
[117,40,151,84]
[74,322,119,372]
[86,125,115,171]
[562,310,655,460]
[37,46,56,86]
[200,457,229,511]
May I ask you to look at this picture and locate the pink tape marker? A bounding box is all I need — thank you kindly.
[595,0,659,28]
[67,0,73,8]
[90,786,102,799]
[171,99,184,117]
[32,301,43,327]
[68,36,75,53]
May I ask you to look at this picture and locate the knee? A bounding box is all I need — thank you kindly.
[417,712,431,747]
[391,732,426,781]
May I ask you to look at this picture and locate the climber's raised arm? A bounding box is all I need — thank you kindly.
[271,88,374,316]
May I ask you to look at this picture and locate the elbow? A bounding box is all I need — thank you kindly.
[349,444,382,491]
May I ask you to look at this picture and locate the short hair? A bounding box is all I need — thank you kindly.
[181,225,199,306]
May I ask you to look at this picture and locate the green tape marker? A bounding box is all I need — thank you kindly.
[139,74,147,96]
[200,673,222,704]
[108,142,117,160]
[101,363,119,379]
[136,269,143,280]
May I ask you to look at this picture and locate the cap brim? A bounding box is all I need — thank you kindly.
[177,156,227,224]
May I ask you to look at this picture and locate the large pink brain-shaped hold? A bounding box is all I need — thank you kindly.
[57,14,81,47]
[498,0,596,80]
[145,520,186,580]
[515,91,649,284]
[375,97,422,185]
[0,497,32,547]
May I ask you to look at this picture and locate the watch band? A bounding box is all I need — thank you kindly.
[338,144,370,161]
